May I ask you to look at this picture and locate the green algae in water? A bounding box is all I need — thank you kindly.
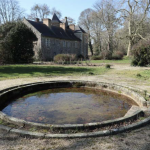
[1,88,137,124]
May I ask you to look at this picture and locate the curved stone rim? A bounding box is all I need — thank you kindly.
[1,116,150,138]
[0,80,148,132]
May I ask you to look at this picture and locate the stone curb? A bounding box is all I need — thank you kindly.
[0,116,150,138]
[0,80,146,130]
[0,80,149,138]
[0,109,144,130]
[0,80,147,107]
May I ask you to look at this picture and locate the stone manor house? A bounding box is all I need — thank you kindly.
[23,13,88,60]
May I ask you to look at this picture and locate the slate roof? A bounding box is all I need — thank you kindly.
[28,20,57,38]
[27,19,81,41]
[51,13,62,23]
[74,26,86,33]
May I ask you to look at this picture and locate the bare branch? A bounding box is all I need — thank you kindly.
[138,33,147,40]
[0,0,24,24]
[117,9,130,14]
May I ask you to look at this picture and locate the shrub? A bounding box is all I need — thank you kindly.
[54,54,76,63]
[88,72,94,75]
[76,54,84,60]
[112,51,124,60]
[131,40,150,66]
[100,51,112,60]
[136,73,142,77]
[105,64,111,69]
[91,55,102,60]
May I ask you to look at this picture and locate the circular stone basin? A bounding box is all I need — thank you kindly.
[1,87,137,125]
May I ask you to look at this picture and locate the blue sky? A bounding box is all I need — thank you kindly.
[18,0,97,23]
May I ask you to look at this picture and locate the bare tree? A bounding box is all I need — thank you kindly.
[118,0,150,56]
[61,17,75,25]
[28,4,62,21]
[90,11,104,55]
[94,0,119,57]
[0,0,24,24]
[51,7,62,19]
[78,8,94,55]
[28,4,50,21]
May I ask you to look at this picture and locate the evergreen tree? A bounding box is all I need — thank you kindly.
[0,22,37,64]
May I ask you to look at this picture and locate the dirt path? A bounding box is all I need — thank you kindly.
[0,64,150,150]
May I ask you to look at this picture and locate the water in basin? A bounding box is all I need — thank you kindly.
[2,88,137,124]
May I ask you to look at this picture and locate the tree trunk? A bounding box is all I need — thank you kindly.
[108,33,113,58]
[88,34,93,55]
[127,20,132,56]
[98,34,102,55]
[127,39,131,56]
[89,40,93,56]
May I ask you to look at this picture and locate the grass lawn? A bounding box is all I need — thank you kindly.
[112,69,150,81]
[0,65,109,80]
[86,57,131,64]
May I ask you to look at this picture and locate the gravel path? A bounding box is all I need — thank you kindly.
[0,64,150,150]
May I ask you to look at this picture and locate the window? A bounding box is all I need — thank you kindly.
[45,38,48,47]
[45,38,51,47]
[48,39,50,47]
[67,42,70,48]
[63,41,66,47]
[75,42,78,48]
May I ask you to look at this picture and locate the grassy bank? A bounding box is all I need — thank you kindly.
[0,65,109,80]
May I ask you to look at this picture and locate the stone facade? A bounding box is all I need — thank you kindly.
[41,37,81,60]
[23,14,88,61]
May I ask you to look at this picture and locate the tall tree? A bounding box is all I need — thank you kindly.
[78,8,94,55]
[28,4,62,21]
[28,4,50,21]
[51,7,62,19]
[0,0,24,24]
[94,0,118,57]
[118,0,150,56]
[61,17,75,25]
[90,11,103,55]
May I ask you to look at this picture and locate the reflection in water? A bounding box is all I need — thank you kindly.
[2,88,137,124]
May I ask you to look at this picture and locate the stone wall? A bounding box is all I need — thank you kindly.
[23,18,42,60]
[41,37,81,60]
[75,33,88,58]
[23,18,88,61]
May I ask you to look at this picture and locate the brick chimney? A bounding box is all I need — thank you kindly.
[69,24,75,30]
[35,18,39,22]
[60,17,68,30]
[43,18,51,28]
[60,23,65,30]
[64,17,68,28]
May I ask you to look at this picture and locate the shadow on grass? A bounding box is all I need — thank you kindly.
[0,65,104,78]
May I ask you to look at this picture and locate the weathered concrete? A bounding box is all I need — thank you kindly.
[0,80,150,138]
